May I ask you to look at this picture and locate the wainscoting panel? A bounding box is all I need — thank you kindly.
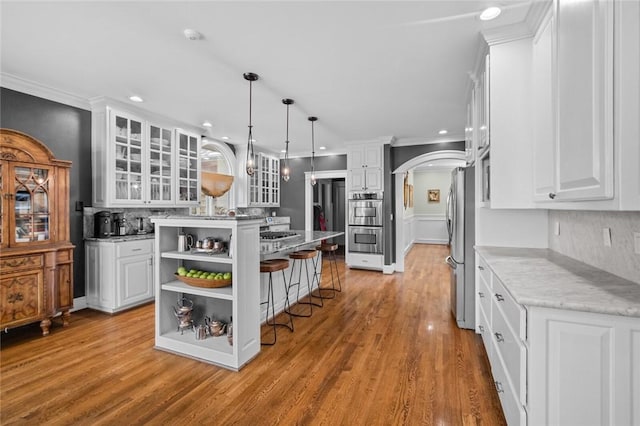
[404,214,448,250]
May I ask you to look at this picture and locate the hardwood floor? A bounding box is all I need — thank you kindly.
[0,244,505,425]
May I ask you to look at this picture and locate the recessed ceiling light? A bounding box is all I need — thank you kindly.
[221,136,229,140]
[202,121,212,127]
[438,129,448,135]
[281,149,286,153]
[250,139,256,143]
[428,164,434,167]
[319,146,326,150]
[183,29,203,40]
[480,6,502,21]
[129,95,143,103]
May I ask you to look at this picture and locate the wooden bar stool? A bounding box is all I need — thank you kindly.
[285,249,322,317]
[312,243,342,299]
[260,258,294,345]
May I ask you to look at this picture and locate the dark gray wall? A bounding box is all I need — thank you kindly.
[391,141,465,171]
[1,88,91,298]
[387,141,465,263]
[278,155,347,230]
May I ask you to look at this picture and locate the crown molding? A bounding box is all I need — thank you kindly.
[525,1,553,35]
[482,21,533,46]
[391,135,465,147]
[344,135,395,146]
[1,72,91,110]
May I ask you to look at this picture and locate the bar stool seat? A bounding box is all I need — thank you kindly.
[260,258,293,345]
[313,243,342,297]
[286,249,321,317]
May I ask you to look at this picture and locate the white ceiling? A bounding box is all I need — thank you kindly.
[0,0,533,157]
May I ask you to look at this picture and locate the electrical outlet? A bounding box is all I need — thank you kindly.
[603,228,612,248]
[554,221,560,236]
[634,232,640,255]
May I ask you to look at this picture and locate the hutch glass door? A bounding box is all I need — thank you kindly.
[13,165,51,244]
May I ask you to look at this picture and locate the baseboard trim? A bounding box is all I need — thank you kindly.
[382,264,395,274]
[71,296,87,312]
[415,238,448,245]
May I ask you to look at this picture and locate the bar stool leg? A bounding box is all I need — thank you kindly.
[330,249,342,292]
[261,270,294,346]
[285,258,313,317]
[311,252,336,300]
[304,256,323,308]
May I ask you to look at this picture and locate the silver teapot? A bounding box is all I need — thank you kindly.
[205,316,227,337]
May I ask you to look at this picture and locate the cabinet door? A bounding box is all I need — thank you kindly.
[118,254,153,307]
[465,95,475,165]
[347,146,365,169]
[176,131,200,204]
[555,0,614,200]
[56,262,73,311]
[147,124,173,204]
[365,168,382,191]
[11,164,53,245]
[533,12,557,201]
[112,112,145,204]
[363,145,382,168]
[0,269,44,328]
[0,162,8,248]
[269,156,280,205]
[349,169,366,191]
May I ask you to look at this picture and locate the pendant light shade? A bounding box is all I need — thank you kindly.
[281,98,294,182]
[244,72,259,176]
[308,116,318,187]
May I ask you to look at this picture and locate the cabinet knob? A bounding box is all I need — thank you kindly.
[494,332,504,342]
[495,293,504,302]
[478,292,485,298]
[495,381,504,393]
[478,325,485,333]
[548,192,556,199]
[478,266,484,270]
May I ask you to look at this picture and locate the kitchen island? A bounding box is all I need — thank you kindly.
[150,215,342,370]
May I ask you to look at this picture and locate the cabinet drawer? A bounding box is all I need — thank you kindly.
[477,255,491,288]
[478,304,492,360]
[477,272,491,322]
[117,239,153,258]
[493,276,525,339]
[491,339,527,426]
[57,249,72,263]
[492,299,527,405]
[1,254,44,273]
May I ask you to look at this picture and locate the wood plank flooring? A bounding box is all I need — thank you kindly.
[0,244,505,425]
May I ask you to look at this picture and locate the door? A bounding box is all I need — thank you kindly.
[332,180,346,246]
[118,254,153,307]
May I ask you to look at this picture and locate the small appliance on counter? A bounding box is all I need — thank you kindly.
[94,211,112,238]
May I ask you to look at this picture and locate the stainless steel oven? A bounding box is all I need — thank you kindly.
[348,198,383,227]
[348,226,383,254]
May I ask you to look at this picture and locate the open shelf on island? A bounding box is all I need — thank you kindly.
[161,250,233,264]
[157,330,234,359]
[161,280,233,300]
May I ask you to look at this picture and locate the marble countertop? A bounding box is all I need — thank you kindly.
[150,214,264,221]
[261,230,343,256]
[85,233,155,242]
[475,246,640,318]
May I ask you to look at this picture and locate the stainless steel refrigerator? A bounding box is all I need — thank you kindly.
[445,166,475,330]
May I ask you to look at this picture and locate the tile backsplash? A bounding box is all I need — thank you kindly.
[83,207,189,238]
[548,210,640,284]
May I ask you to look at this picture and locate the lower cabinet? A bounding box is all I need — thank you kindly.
[86,238,154,313]
[477,252,640,426]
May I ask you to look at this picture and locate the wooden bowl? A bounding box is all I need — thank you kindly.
[201,172,234,197]
[174,273,231,289]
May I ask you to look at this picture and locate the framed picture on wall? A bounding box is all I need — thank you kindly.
[428,189,440,203]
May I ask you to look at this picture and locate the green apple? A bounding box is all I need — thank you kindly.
[223,272,231,280]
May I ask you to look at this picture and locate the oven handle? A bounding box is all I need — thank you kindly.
[445,256,457,269]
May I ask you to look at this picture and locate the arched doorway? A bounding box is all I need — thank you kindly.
[393,150,466,272]
[197,139,237,215]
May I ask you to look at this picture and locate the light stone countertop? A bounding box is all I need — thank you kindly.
[85,233,155,242]
[475,246,640,318]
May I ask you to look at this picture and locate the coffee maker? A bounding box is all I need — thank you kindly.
[94,211,112,238]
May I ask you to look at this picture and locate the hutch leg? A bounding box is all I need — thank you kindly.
[40,318,51,336]
[61,310,71,326]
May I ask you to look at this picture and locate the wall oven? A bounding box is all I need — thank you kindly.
[348,226,383,254]
[348,198,383,227]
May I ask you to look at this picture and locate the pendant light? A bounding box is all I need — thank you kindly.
[244,72,259,176]
[281,98,294,182]
[308,116,318,186]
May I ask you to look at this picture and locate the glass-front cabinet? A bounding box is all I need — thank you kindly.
[91,100,200,208]
[248,153,279,207]
[0,129,74,336]
[176,130,200,204]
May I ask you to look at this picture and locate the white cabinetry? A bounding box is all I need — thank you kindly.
[91,98,201,208]
[85,238,154,313]
[236,149,280,207]
[150,217,261,371]
[533,0,614,202]
[528,307,640,426]
[347,143,383,192]
[476,251,640,426]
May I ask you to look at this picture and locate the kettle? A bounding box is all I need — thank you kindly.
[178,233,195,252]
[172,297,194,334]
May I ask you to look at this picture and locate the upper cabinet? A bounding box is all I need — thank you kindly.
[347,143,383,192]
[235,147,280,207]
[91,99,201,208]
[534,0,615,202]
